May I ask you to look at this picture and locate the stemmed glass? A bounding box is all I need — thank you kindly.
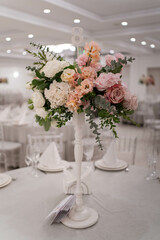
[146,144,159,180]
[83,138,95,170]
[25,144,33,172]
[31,144,41,177]
[26,144,41,177]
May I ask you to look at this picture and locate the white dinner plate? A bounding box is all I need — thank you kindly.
[38,160,70,172]
[0,174,12,188]
[95,159,128,171]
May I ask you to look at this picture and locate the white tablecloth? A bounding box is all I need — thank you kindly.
[0,165,160,240]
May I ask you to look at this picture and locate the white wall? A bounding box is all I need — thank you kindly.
[0,58,33,99]
[129,53,160,101]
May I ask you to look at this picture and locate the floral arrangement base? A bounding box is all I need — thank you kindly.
[61,205,98,229]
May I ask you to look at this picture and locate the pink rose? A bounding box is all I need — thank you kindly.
[123,91,138,110]
[115,53,125,61]
[105,83,126,104]
[105,55,116,66]
[94,72,121,91]
[90,62,102,71]
[76,54,88,66]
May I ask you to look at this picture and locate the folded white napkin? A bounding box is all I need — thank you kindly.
[102,139,118,166]
[39,142,61,168]
[0,106,11,121]
[63,164,92,195]
[18,109,28,125]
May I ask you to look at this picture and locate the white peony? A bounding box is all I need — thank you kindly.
[25,81,33,89]
[44,81,70,108]
[36,107,48,118]
[41,59,62,78]
[32,91,45,108]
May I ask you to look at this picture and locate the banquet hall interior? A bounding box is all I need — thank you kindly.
[0,0,160,239]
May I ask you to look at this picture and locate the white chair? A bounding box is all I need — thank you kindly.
[0,124,22,171]
[116,136,137,165]
[27,132,64,159]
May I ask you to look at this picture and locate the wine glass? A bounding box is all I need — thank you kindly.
[83,138,94,170]
[31,144,41,177]
[25,145,32,167]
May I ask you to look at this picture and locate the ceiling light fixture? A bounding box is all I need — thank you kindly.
[150,44,155,48]
[141,41,146,46]
[6,37,11,41]
[6,49,11,54]
[74,19,80,23]
[28,34,34,39]
[43,9,51,14]
[13,71,19,78]
[130,37,136,42]
[109,50,115,54]
[22,51,27,55]
[121,21,128,26]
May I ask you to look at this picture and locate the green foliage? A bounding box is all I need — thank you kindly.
[77,78,82,85]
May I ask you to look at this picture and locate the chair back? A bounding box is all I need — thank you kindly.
[116,136,137,165]
[27,132,63,156]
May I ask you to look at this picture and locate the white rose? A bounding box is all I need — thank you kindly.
[36,107,48,118]
[61,68,75,82]
[32,91,45,108]
[60,61,70,70]
[41,59,62,78]
[25,81,32,89]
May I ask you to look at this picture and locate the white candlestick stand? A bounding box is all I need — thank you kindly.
[61,112,98,228]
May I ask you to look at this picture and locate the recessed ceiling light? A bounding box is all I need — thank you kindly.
[13,71,19,78]
[74,19,80,23]
[22,51,27,55]
[130,37,136,42]
[6,37,11,41]
[121,21,128,26]
[70,46,76,51]
[150,44,155,48]
[28,34,34,39]
[141,41,146,46]
[43,9,51,14]
[6,49,11,53]
[109,50,115,54]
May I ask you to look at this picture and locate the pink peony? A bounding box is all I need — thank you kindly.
[123,91,138,110]
[105,83,126,104]
[105,55,116,66]
[115,53,125,61]
[90,62,102,71]
[81,66,97,80]
[94,72,121,91]
[76,54,88,66]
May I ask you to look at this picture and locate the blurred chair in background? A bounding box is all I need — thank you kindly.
[116,136,137,165]
[0,124,22,171]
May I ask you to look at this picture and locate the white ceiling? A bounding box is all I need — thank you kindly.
[0,0,160,60]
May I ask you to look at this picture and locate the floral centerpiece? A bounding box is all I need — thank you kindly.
[26,42,137,149]
[139,74,155,86]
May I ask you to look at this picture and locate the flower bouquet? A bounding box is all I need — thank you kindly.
[26,41,137,149]
[139,74,155,86]
[26,41,137,228]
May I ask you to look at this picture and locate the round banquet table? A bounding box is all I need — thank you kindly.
[0,165,160,240]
